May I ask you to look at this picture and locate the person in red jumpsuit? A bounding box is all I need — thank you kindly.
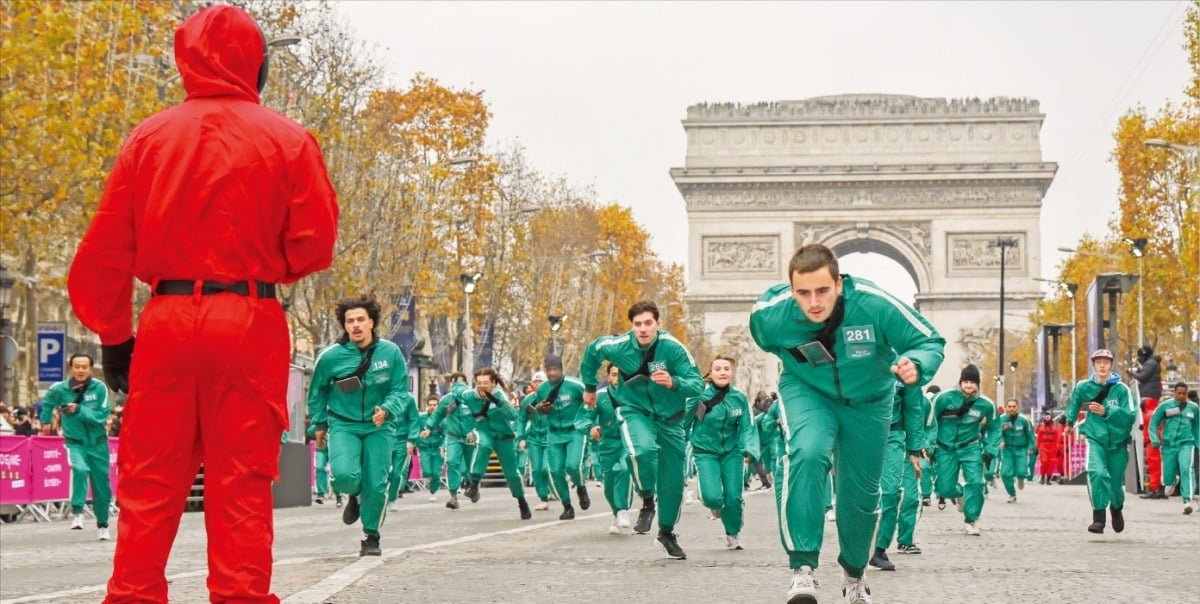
[1139,398,1166,498]
[1035,412,1062,483]
[67,5,338,603]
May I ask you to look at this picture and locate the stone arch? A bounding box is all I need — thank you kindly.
[819,225,931,295]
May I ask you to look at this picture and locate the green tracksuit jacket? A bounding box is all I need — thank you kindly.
[1149,399,1200,503]
[928,389,998,523]
[998,412,1036,496]
[458,386,525,499]
[750,275,944,576]
[1065,375,1136,510]
[684,383,760,536]
[41,378,112,524]
[588,387,632,513]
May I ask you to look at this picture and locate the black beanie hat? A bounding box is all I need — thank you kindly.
[959,364,981,385]
[544,355,563,370]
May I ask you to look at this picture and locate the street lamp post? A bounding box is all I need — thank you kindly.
[1122,237,1148,348]
[548,314,567,356]
[1034,277,1079,387]
[0,265,14,405]
[991,237,1018,404]
[459,272,482,377]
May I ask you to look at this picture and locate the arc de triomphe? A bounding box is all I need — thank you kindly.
[671,94,1057,395]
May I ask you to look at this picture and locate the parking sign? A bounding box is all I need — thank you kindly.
[37,323,66,383]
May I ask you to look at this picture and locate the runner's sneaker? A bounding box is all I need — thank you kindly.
[684,489,695,505]
[464,480,480,503]
[921,497,930,507]
[428,493,438,502]
[787,566,820,604]
[559,504,575,520]
[963,522,981,536]
[725,533,743,550]
[841,575,873,603]
[335,494,345,507]
[937,497,946,510]
[656,531,687,560]
[359,534,381,557]
[1165,483,1179,497]
[1007,495,1017,503]
[825,508,836,522]
[609,516,621,535]
[446,494,460,510]
[1018,477,1025,490]
[314,496,324,505]
[897,544,922,554]
[534,500,550,511]
[868,549,895,571]
[955,497,965,514]
[708,507,723,521]
[342,495,360,525]
[518,498,532,520]
[70,514,84,530]
[576,485,591,510]
[98,526,111,541]
[1184,502,1195,515]
[634,506,656,534]
[616,509,631,529]
[388,502,399,512]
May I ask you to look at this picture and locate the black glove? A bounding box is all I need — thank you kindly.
[101,337,135,394]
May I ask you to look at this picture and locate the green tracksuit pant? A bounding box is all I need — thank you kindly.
[444,438,475,492]
[919,458,933,498]
[684,441,698,480]
[1162,444,1196,502]
[934,442,985,523]
[587,440,602,481]
[696,449,745,536]
[386,441,413,503]
[773,388,890,578]
[469,430,525,499]
[1027,449,1038,481]
[618,407,686,533]
[546,430,588,506]
[1085,438,1129,510]
[417,446,444,493]
[875,431,920,550]
[1000,448,1030,497]
[66,440,112,527]
[597,438,631,513]
[328,418,393,537]
[314,447,331,496]
[526,440,551,501]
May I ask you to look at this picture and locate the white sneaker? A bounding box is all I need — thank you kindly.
[1007,495,1017,503]
[1165,484,1179,497]
[841,575,873,603]
[955,497,965,514]
[428,493,438,502]
[725,533,743,550]
[1017,477,1025,490]
[70,514,84,530]
[708,507,723,520]
[534,500,551,511]
[963,522,981,536]
[787,566,820,604]
[684,489,695,504]
[608,516,621,535]
[616,509,631,529]
[98,526,111,541]
[825,508,836,522]
[388,502,399,512]
[1184,502,1194,515]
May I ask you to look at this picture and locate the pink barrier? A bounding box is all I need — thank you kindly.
[30,436,69,502]
[409,451,422,481]
[0,435,32,505]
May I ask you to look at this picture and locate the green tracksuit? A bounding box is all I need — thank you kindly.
[591,387,632,513]
[387,392,421,504]
[413,411,445,493]
[684,383,760,537]
[876,385,925,551]
[533,376,591,506]
[1065,376,1136,511]
[750,276,944,577]
[919,394,935,498]
[999,412,1036,497]
[517,392,551,501]
[1149,399,1200,503]
[756,403,783,474]
[460,386,525,500]
[306,423,333,498]
[425,382,479,493]
[580,329,704,534]
[307,339,408,537]
[929,389,999,524]
[41,378,112,526]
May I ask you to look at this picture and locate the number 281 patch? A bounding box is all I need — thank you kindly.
[842,325,876,360]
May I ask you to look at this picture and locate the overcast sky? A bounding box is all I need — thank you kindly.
[336,1,1191,302]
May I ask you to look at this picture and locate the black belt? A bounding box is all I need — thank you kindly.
[155,280,276,298]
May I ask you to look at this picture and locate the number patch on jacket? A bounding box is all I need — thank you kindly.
[842,325,876,360]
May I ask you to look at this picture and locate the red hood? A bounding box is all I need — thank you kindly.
[174,5,264,103]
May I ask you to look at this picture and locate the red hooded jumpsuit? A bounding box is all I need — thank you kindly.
[67,6,338,603]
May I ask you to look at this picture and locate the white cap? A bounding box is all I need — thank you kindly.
[532,371,548,382]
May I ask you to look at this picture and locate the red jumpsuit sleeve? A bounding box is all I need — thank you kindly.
[282,132,339,283]
[68,147,137,345]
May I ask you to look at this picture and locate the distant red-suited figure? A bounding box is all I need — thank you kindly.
[1035,412,1063,483]
[67,6,338,603]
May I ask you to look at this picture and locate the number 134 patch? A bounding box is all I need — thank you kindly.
[842,325,876,360]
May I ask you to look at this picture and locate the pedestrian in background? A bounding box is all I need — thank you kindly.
[1148,382,1199,515]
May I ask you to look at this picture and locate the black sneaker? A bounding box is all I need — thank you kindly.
[656,531,686,560]
[465,481,480,503]
[897,544,922,555]
[518,499,532,520]
[868,549,895,570]
[1087,509,1106,534]
[920,497,930,507]
[359,534,381,557]
[559,504,575,520]
[335,494,344,508]
[1110,507,1125,533]
[315,496,324,505]
[634,506,656,534]
[446,494,460,510]
[342,495,360,525]
[576,485,591,511]
[937,497,946,510]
